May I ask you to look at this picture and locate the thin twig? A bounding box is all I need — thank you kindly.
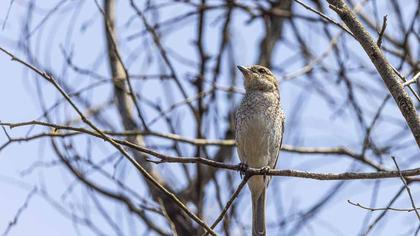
[2,188,37,236]
[376,15,387,48]
[1,0,15,30]
[348,199,420,212]
[364,186,405,235]
[391,156,420,221]
[202,175,250,236]
[293,0,355,38]
[403,72,420,87]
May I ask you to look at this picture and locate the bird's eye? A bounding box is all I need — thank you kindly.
[258,68,267,74]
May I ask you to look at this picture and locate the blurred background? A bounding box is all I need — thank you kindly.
[0,0,419,235]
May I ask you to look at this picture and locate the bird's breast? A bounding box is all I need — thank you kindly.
[236,95,279,168]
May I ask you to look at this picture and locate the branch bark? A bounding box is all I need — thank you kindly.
[327,0,420,148]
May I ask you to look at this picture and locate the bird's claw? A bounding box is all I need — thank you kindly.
[239,162,248,178]
[260,166,270,180]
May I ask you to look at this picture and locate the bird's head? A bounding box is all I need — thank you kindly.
[237,65,278,92]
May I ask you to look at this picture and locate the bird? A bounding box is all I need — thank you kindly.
[235,65,284,236]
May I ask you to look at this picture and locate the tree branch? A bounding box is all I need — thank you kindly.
[327,0,420,148]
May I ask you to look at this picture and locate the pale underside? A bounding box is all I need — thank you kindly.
[236,90,284,197]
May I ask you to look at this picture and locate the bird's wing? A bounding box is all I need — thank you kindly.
[270,116,284,169]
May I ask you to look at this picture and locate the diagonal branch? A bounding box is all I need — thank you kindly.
[391,156,420,221]
[326,0,420,148]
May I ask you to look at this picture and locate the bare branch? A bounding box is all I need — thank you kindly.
[376,15,387,48]
[348,199,420,213]
[391,156,420,221]
[2,188,36,236]
[327,0,420,148]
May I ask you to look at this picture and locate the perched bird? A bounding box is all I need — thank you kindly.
[235,65,284,236]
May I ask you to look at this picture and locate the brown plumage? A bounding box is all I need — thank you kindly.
[235,65,284,236]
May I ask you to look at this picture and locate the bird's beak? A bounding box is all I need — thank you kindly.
[237,65,251,77]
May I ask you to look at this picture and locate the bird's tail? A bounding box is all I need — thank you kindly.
[252,188,266,236]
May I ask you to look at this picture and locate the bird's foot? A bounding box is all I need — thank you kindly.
[260,166,271,180]
[238,162,248,179]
